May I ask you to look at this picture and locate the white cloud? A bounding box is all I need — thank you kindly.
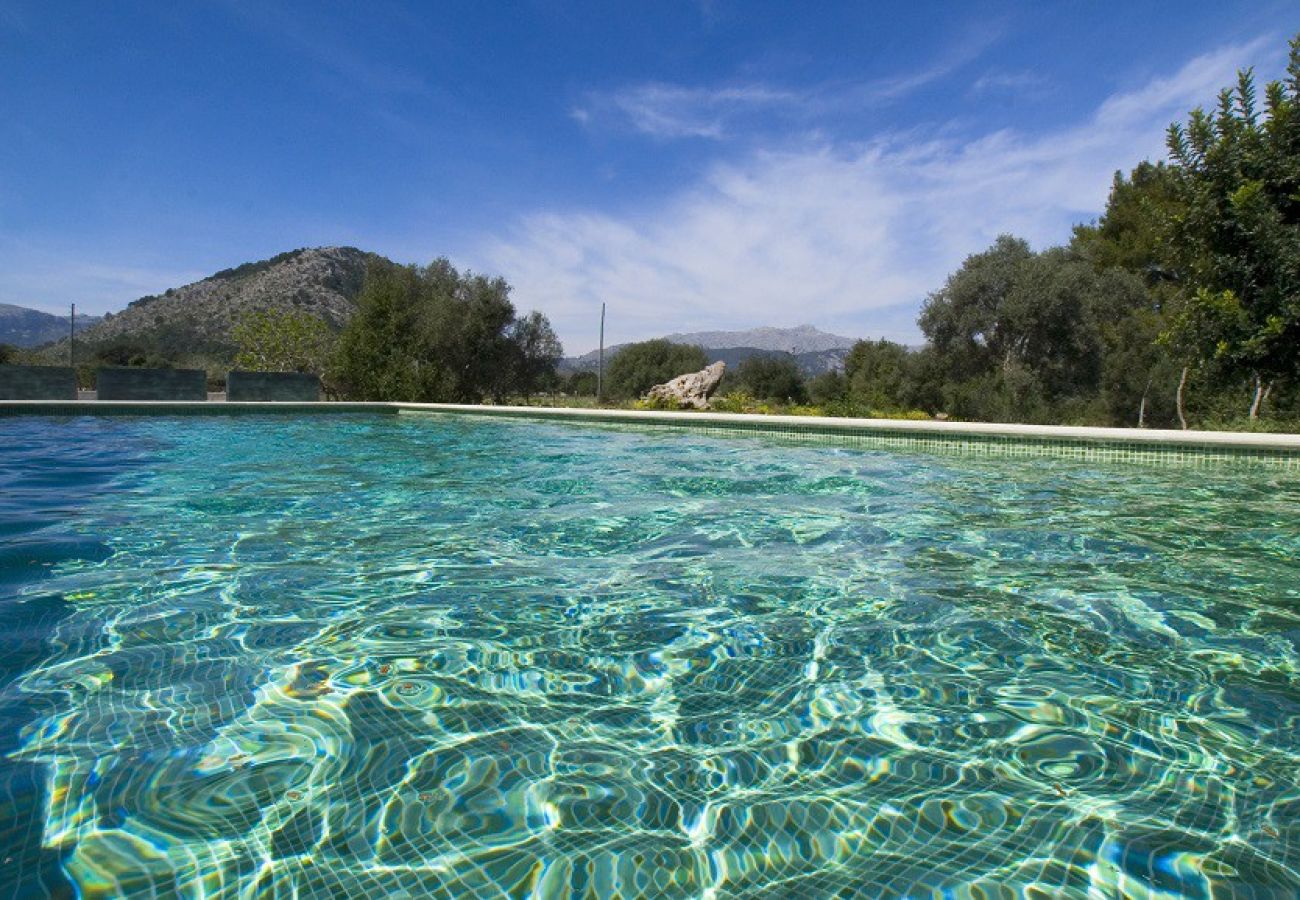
[573,83,797,139]
[485,38,1279,355]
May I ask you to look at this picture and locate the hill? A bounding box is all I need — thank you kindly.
[32,247,375,365]
[0,303,102,347]
[561,325,857,375]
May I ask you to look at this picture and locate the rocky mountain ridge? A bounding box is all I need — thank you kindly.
[74,246,374,350]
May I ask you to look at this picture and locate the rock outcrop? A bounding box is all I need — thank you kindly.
[645,361,726,410]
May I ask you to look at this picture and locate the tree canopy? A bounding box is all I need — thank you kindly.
[332,258,562,402]
[1161,44,1300,417]
[734,354,808,403]
[232,308,334,374]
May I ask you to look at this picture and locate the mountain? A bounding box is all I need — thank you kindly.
[68,247,374,353]
[663,324,856,355]
[0,303,103,347]
[560,325,858,375]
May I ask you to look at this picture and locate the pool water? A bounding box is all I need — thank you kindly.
[1,414,1297,898]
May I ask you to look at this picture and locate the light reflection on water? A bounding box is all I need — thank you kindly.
[1,413,1298,898]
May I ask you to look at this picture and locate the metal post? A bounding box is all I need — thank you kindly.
[596,302,605,403]
[69,303,75,368]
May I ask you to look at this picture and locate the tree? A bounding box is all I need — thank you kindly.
[807,369,847,405]
[507,310,564,400]
[1162,39,1300,418]
[1072,162,1184,427]
[563,370,598,396]
[918,235,1036,384]
[232,308,334,374]
[332,262,428,400]
[333,257,527,402]
[735,354,807,403]
[603,340,708,400]
[918,236,1148,422]
[1072,162,1182,284]
[0,343,15,365]
[844,339,910,410]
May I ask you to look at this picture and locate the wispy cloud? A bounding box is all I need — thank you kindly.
[574,83,797,139]
[969,70,1049,96]
[486,38,1279,353]
[572,28,1001,141]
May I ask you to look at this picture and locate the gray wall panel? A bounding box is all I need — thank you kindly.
[226,371,320,402]
[96,368,207,401]
[0,365,78,400]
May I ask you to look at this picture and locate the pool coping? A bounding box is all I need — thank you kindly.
[395,403,1300,451]
[2,398,1299,449]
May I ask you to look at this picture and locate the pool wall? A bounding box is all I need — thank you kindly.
[2,400,1299,470]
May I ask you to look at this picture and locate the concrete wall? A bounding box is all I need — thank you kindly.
[0,365,77,400]
[226,370,320,402]
[96,367,207,401]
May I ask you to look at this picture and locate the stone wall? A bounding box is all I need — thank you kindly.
[96,367,207,401]
[0,365,77,400]
[226,370,321,402]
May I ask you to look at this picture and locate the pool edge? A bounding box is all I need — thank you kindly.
[4,399,1298,469]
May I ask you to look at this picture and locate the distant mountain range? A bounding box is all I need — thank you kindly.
[0,303,102,347]
[561,325,858,375]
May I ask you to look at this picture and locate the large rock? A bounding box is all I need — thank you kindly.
[645,361,726,410]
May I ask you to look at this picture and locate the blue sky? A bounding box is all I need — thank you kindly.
[1,1,1293,353]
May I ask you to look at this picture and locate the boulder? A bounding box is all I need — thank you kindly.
[645,361,726,410]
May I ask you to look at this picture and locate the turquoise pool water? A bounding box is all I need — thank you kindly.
[1,413,1297,898]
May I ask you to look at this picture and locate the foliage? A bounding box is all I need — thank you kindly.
[734,354,807,402]
[602,339,708,400]
[331,258,561,402]
[844,339,910,410]
[0,343,15,365]
[507,310,564,399]
[1162,42,1300,413]
[807,370,847,405]
[232,308,334,374]
[563,370,598,396]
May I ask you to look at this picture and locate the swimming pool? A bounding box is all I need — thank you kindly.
[2,413,1297,897]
